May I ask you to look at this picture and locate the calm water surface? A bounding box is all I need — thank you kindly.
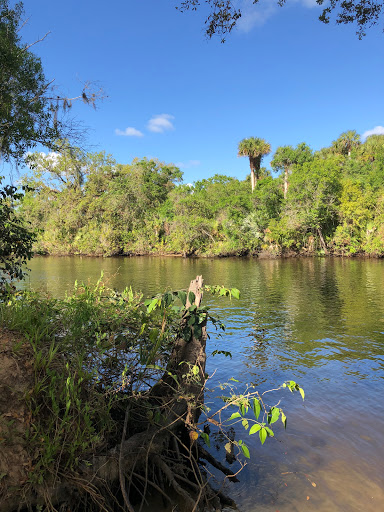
[26,256,384,512]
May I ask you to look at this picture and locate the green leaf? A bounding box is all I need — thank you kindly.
[242,419,249,430]
[188,315,196,326]
[259,428,267,445]
[188,291,196,305]
[147,297,159,313]
[177,291,187,306]
[240,403,246,416]
[211,350,232,358]
[299,387,305,401]
[240,443,250,458]
[198,314,206,325]
[200,432,210,447]
[228,412,241,421]
[249,424,261,435]
[231,288,240,299]
[162,292,173,308]
[268,407,280,425]
[192,365,199,376]
[252,398,261,420]
[265,426,274,437]
[194,324,202,339]
[281,411,287,429]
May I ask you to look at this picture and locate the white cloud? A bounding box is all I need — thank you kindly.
[175,160,201,169]
[297,0,318,7]
[46,151,61,164]
[25,151,60,168]
[235,0,278,32]
[147,114,175,133]
[235,0,319,33]
[115,127,144,137]
[362,126,384,140]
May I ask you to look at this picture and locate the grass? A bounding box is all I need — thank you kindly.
[0,276,176,487]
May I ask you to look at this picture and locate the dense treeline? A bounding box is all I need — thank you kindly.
[20,131,384,257]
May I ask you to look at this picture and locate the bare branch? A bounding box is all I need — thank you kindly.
[23,31,51,51]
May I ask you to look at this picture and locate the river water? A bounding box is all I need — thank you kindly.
[26,256,384,512]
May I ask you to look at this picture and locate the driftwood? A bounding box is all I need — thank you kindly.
[1,276,237,512]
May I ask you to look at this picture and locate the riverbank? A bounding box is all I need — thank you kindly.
[31,246,384,259]
[0,277,243,512]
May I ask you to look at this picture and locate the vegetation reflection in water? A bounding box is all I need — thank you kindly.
[26,256,384,511]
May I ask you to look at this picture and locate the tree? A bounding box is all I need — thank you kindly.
[238,137,271,192]
[331,130,361,158]
[176,0,383,41]
[0,177,35,292]
[271,142,313,198]
[0,0,103,165]
[284,157,342,253]
[359,134,384,162]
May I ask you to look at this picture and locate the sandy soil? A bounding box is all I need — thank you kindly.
[0,328,34,500]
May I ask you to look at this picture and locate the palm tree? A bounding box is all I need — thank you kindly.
[331,130,360,158]
[238,137,271,192]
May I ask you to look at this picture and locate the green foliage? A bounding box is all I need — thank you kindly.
[271,142,313,172]
[143,284,238,342]
[0,277,186,483]
[20,127,384,258]
[198,379,304,459]
[0,177,35,292]
[0,1,57,162]
[331,130,361,157]
[282,156,343,251]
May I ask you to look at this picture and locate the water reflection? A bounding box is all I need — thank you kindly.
[26,256,384,511]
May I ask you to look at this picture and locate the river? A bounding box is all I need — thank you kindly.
[26,256,384,512]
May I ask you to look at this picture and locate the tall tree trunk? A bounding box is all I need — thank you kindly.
[249,156,259,192]
[250,169,256,192]
[284,166,289,199]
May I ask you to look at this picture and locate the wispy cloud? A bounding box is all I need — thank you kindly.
[175,160,201,169]
[147,114,175,134]
[115,127,144,137]
[235,0,319,33]
[236,0,277,32]
[362,126,384,140]
[295,0,318,8]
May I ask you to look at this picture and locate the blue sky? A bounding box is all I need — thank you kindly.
[4,0,384,184]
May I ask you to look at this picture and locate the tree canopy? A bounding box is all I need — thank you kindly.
[0,0,103,165]
[176,0,383,40]
[0,177,35,292]
[271,143,313,198]
[0,0,59,163]
[19,130,384,258]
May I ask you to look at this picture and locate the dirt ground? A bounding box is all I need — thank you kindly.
[0,328,34,500]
